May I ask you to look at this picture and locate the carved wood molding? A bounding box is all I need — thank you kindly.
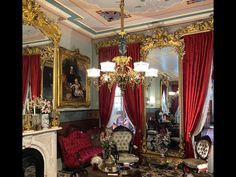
[23,0,61,44]
[23,45,54,66]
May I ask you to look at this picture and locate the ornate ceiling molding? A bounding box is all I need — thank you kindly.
[175,15,213,37]
[95,16,213,57]
[23,0,61,44]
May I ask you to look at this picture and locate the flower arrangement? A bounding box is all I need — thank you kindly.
[28,97,52,114]
[100,128,116,159]
[154,127,171,156]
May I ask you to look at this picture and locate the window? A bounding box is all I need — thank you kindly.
[107,86,135,133]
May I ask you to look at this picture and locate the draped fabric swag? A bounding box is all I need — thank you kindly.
[29,55,41,99]
[22,54,41,104]
[182,31,213,158]
[98,46,119,130]
[123,43,143,153]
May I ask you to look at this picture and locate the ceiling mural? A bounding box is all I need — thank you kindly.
[96,10,131,22]
[32,0,213,38]
[84,0,183,13]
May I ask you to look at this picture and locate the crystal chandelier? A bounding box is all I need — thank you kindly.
[87,0,158,93]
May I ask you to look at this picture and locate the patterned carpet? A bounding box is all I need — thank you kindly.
[57,164,214,177]
[24,163,212,177]
[58,165,184,177]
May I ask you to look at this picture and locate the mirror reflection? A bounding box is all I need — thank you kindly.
[145,46,180,155]
[42,65,53,101]
[23,24,54,103]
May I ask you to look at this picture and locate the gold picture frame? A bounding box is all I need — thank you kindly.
[58,47,91,108]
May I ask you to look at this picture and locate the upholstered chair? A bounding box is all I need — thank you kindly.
[183,135,212,175]
[112,126,139,165]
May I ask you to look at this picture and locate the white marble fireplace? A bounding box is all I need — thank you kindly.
[23,127,61,177]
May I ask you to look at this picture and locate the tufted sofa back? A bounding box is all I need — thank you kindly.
[112,126,133,152]
[59,130,92,155]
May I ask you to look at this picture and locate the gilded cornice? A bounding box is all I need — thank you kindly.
[23,45,54,66]
[175,15,214,37]
[96,33,146,52]
[59,47,90,63]
[140,28,185,60]
[22,0,61,44]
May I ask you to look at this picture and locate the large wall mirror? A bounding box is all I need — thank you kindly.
[23,0,61,126]
[141,28,184,158]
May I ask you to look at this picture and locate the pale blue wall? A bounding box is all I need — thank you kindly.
[58,25,99,122]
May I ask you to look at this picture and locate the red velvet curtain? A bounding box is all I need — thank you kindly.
[123,43,143,152]
[183,31,213,158]
[29,54,41,99]
[22,55,30,104]
[98,46,119,129]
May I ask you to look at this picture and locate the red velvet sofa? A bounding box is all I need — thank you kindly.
[58,128,103,169]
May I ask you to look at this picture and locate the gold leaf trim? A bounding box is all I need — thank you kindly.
[23,0,61,44]
[175,15,213,37]
[140,28,185,61]
[23,45,54,66]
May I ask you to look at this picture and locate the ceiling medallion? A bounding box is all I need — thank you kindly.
[97,10,131,22]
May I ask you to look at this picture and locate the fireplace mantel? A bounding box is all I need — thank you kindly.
[23,127,62,177]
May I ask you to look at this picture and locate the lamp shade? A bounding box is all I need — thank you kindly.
[87,68,100,77]
[100,61,115,72]
[134,61,149,72]
[145,68,158,77]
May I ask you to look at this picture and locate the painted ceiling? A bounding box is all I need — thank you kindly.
[23,0,213,78]
[33,0,213,38]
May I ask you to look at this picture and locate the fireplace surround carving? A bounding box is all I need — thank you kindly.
[23,127,61,177]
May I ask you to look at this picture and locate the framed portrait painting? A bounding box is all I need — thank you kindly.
[58,47,91,108]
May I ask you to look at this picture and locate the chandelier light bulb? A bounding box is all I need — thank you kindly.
[104,74,110,81]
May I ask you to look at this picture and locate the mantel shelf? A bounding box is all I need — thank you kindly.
[23,127,62,136]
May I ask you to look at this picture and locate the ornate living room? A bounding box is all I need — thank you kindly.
[22,0,214,177]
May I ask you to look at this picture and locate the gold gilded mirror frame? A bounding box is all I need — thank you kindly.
[23,46,54,98]
[140,16,214,158]
[140,28,185,158]
[23,0,61,126]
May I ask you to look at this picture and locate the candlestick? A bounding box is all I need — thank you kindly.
[34,104,36,115]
